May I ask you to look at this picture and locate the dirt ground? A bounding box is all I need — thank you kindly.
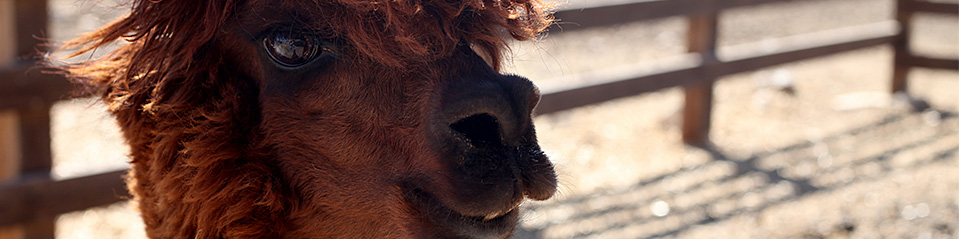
[45,0,957,238]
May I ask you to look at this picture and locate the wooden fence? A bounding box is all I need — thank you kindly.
[0,0,956,238]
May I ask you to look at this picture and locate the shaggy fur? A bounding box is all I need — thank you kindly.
[56,0,557,238]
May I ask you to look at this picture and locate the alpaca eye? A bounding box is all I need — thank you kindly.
[263,31,331,68]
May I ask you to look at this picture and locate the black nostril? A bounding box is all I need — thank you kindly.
[450,113,502,146]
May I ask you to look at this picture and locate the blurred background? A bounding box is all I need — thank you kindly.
[0,0,956,238]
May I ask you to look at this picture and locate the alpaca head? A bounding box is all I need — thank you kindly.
[58,0,557,238]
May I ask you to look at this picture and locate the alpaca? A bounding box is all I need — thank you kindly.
[56,0,557,238]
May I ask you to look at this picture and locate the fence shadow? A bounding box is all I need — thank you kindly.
[515,109,958,239]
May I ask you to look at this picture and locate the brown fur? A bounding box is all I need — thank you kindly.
[55,0,556,238]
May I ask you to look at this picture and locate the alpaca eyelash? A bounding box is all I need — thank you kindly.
[261,29,338,69]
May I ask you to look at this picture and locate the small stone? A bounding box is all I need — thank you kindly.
[651,200,670,217]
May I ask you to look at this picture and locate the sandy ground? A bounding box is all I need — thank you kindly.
[44,0,958,238]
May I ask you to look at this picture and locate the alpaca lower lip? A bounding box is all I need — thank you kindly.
[407,188,518,239]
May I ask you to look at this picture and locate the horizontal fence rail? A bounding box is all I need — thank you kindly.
[0,64,73,110]
[909,1,959,15]
[904,0,959,70]
[536,21,900,115]
[903,55,959,70]
[0,170,129,227]
[551,0,798,30]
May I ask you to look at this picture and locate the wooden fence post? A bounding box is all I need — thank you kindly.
[1,0,27,237]
[682,13,719,147]
[891,0,913,93]
[17,106,55,239]
[2,0,56,238]
[0,112,25,239]
[13,0,48,57]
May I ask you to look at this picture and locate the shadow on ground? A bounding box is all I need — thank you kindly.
[515,109,958,239]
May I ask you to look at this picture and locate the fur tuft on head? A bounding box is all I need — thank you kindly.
[58,0,554,104]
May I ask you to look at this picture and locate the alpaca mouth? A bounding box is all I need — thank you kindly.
[406,188,520,239]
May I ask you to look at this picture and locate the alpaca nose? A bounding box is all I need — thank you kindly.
[428,56,556,219]
[441,75,539,147]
